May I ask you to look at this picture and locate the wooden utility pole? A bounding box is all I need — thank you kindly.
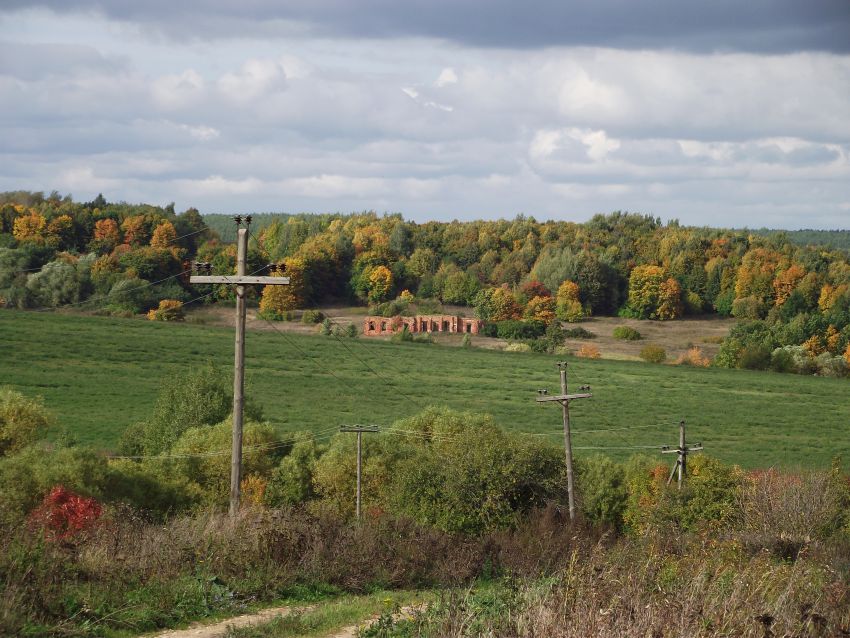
[661,420,703,489]
[189,215,290,516]
[339,425,380,519]
[536,362,592,521]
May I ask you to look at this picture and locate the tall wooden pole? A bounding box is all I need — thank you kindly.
[356,430,362,520]
[536,362,591,522]
[230,226,248,516]
[340,425,379,520]
[559,364,577,521]
[677,420,686,489]
[190,216,289,518]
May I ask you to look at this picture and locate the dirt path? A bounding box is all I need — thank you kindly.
[144,602,423,638]
[147,604,308,638]
[327,604,423,638]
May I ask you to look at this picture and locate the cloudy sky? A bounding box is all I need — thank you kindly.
[1,1,849,228]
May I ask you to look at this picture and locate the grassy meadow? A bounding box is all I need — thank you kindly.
[1,308,848,468]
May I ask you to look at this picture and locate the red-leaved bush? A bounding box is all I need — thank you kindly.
[28,485,102,541]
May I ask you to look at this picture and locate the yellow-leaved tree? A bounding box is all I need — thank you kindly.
[12,211,47,244]
[556,280,584,322]
[150,220,177,248]
[259,257,307,319]
[367,265,393,303]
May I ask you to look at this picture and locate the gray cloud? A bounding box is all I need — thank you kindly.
[2,0,849,53]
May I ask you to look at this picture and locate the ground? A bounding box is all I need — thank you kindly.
[189,304,735,362]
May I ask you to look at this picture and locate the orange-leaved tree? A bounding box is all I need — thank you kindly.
[524,295,556,325]
[92,218,121,252]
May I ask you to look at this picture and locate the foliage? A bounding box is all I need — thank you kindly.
[146,299,185,321]
[639,345,666,363]
[120,363,262,457]
[473,285,521,322]
[301,309,325,324]
[26,258,92,307]
[28,485,103,541]
[613,325,641,340]
[0,387,52,457]
[259,259,306,317]
[555,279,585,322]
[169,419,278,507]
[522,295,556,324]
[265,434,321,507]
[367,265,394,303]
[676,346,711,367]
[563,326,595,339]
[576,344,601,359]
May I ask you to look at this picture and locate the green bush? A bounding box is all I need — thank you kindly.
[639,345,666,363]
[613,326,641,340]
[118,364,262,457]
[769,347,797,373]
[461,333,472,348]
[563,326,596,339]
[494,320,546,340]
[737,344,772,370]
[265,434,321,507]
[301,309,325,324]
[0,387,52,457]
[575,455,627,529]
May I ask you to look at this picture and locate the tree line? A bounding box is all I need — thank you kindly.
[2,190,850,375]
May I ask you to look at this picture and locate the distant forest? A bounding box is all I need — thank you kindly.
[1,191,849,375]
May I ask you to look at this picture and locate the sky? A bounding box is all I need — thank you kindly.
[1,1,849,228]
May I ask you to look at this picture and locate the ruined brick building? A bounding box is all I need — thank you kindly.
[362,314,483,337]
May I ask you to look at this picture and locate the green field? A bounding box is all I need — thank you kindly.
[1,309,848,468]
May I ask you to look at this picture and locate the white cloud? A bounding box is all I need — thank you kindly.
[435,67,458,87]
[1,9,849,228]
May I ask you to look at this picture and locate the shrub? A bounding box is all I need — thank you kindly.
[613,326,641,341]
[28,485,103,541]
[575,455,627,529]
[107,276,157,314]
[576,344,601,359]
[0,387,52,457]
[146,299,185,321]
[319,318,332,335]
[461,334,472,348]
[676,346,710,367]
[265,434,321,507]
[391,326,414,343]
[494,320,546,340]
[737,344,772,370]
[301,309,325,324]
[369,299,408,317]
[639,345,666,363]
[769,347,797,373]
[504,342,532,353]
[563,326,595,339]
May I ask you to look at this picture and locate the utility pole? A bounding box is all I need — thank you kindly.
[339,424,380,520]
[189,215,290,516]
[536,362,592,521]
[661,420,703,489]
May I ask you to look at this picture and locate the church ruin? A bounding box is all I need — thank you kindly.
[362,314,483,337]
